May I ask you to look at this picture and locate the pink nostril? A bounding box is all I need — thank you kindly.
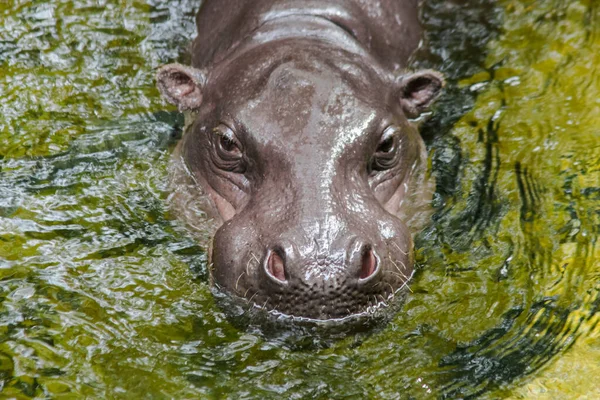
[267,251,286,282]
[360,248,377,280]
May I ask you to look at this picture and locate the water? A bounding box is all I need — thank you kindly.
[0,0,598,398]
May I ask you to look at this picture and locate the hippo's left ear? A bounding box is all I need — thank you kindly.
[396,70,445,119]
[156,63,207,112]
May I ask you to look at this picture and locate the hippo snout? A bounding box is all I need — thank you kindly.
[211,214,414,320]
[259,243,384,319]
[263,241,379,284]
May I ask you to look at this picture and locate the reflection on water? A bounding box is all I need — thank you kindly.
[0,0,598,398]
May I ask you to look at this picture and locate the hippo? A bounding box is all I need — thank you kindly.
[157,0,444,321]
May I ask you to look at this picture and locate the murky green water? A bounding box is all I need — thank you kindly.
[0,0,598,398]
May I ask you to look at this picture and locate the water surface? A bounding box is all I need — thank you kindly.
[0,0,598,398]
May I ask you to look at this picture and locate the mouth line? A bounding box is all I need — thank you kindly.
[217,268,416,324]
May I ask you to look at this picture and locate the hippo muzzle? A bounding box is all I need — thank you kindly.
[157,1,443,321]
[211,171,415,320]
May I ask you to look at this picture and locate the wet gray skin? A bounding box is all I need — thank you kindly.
[157,0,444,321]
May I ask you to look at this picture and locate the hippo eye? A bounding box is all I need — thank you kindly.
[218,133,240,155]
[377,136,395,153]
[213,124,245,173]
[371,127,400,172]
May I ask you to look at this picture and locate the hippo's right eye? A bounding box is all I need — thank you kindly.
[212,124,245,173]
[218,134,240,155]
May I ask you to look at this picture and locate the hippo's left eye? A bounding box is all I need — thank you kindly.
[213,124,245,173]
[371,127,400,172]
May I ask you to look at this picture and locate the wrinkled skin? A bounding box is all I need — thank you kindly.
[157,0,444,321]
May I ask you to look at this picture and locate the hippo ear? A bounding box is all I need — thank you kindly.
[156,64,206,111]
[396,70,445,119]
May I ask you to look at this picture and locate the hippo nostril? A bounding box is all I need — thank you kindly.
[266,250,287,283]
[359,247,378,280]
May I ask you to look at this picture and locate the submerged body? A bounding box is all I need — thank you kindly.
[157,0,443,320]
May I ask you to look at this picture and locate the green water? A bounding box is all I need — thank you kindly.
[0,0,598,398]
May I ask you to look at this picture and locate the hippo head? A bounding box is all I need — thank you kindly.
[157,39,443,321]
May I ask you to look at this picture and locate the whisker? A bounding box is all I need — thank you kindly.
[399,279,413,293]
[389,258,410,280]
[235,271,245,291]
[262,296,271,309]
[392,241,409,256]
[247,251,260,276]
[397,258,408,271]
[386,268,410,282]
[382,294,389,303]
[386,282,396,296]
[248,291,259,304]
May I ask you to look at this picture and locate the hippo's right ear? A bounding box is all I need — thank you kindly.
[156,64,207,112]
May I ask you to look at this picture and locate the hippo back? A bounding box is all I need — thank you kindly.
[191,0,421,72]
